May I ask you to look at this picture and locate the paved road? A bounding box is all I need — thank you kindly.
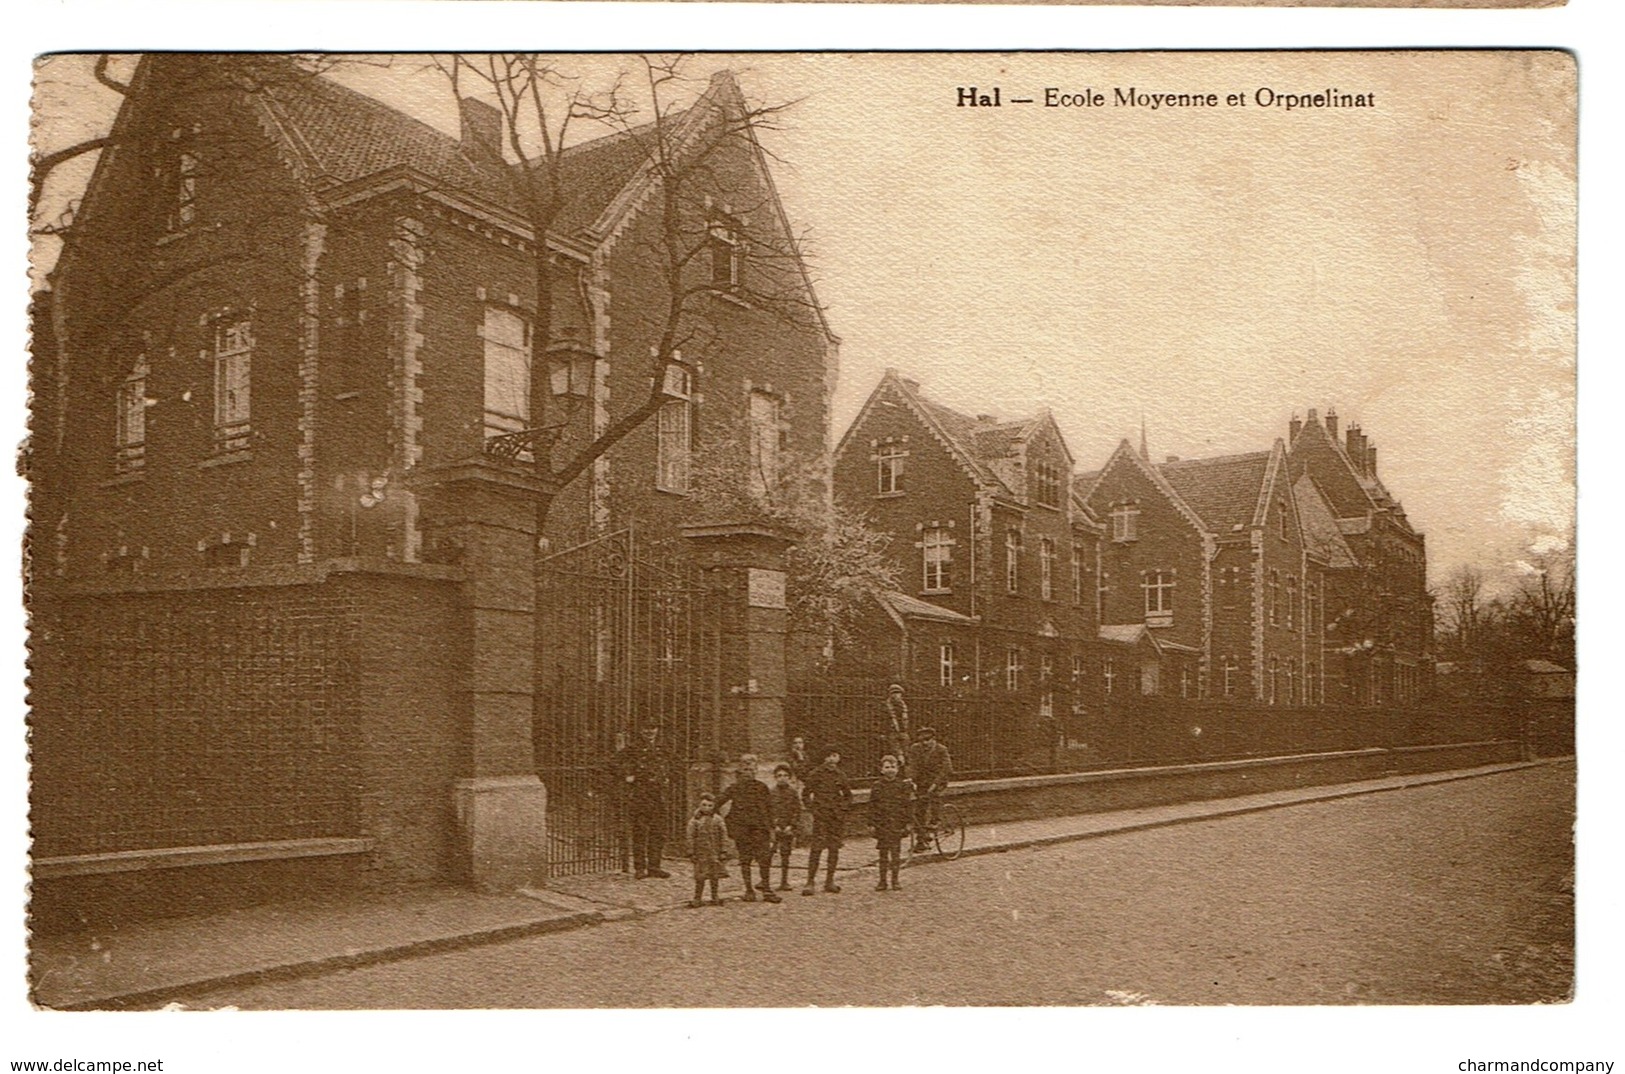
[182,763,1574,1008]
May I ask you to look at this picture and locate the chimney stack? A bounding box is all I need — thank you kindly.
[1366,445,1377,477]
[1326,408,1339,441]
[1289,413,1303,443]
[459,98,505,167]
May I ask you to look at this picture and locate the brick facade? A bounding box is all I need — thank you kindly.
[831,372,1101,716]
[31,57,834,908]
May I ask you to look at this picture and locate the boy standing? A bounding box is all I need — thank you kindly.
[769,763,802,891]
[716,753,781,903]
[801,745,852,895]
[869,754,914,891]
[686,793,729,907]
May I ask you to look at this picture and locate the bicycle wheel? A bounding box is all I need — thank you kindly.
[932,801,965,860]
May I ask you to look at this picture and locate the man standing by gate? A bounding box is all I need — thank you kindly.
[615,722,673,879]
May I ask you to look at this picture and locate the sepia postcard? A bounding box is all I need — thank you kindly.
[19,45,1585,1070]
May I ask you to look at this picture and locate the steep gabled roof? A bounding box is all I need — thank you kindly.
[842,372,1077,504]
[1159,450,1273,534]
[1292,474,1358,569]
[1076,440,1210,537]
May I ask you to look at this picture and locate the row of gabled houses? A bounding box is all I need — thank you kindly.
[829,371,1432,712]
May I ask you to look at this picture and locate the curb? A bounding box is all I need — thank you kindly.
[901,758,1554,866]
[43,910,603,1012]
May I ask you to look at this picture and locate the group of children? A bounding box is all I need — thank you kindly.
[684,746,916,908]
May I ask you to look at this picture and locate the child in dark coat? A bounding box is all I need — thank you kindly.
[716,753,780,903]
[869,754,915,891]
[769,763,802,891]
[686,793,729,907]
[801,745,852,895]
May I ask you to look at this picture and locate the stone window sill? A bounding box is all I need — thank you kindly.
[199,450,253,469]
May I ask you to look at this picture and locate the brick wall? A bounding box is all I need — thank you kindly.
[29,565,463,902]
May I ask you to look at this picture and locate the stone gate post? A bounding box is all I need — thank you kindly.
[682,522,798,800]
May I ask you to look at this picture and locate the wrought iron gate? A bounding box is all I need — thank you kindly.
[534,529,720,876]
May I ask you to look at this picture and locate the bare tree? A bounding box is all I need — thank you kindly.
[1439,564,1488,659]
[423,53,827,742]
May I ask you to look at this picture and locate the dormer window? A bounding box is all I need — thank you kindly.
[155,128,202,235]
[1034,460,1060,508]
[709,214,743,291]
[210,314,252,453]
[115,354,149,473]
[877,442,907,495]
[1111,502,1140,542]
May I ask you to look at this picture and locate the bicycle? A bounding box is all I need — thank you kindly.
[906,797,965,861]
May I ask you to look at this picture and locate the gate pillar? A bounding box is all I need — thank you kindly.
[683,522,799,772]
[413,459,548,891]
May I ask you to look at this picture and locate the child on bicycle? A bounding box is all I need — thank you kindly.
[869,754,914,891]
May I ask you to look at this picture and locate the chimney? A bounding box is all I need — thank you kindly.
[1347,425,1368,475]
[1289,413,1302,443]
[1366,444,1377,477]
[459,98,505,167]
[1165,455,1180,464]
[900,377,921,394]
[1325,408,1339,441]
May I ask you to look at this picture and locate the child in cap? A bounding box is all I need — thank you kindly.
[869,754,914,891]
[800,745,852,895]
[769,763,802,891]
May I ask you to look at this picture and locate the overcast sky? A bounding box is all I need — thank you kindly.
[31,51,1575,592]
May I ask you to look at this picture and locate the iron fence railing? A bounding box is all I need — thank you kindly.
[785,680,1534,783]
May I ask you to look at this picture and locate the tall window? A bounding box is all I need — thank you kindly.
[1307,662,1320,705]
[1005,529,1021,594]
[1142,569,1175,624]
[1071,545,1084,604]
[709,215,743,290]
[1286,576,1298,631]
[116,355,148,472]
[1222,656,1238,698]
[482,306,530,439]
[1268,656,1280,705]
[748,390,781,497]
[877,443,906,495]
[1111,502,1139,542]
[1268,570,1281,626]
[656,368,692,493]
[1103,657,1116,696]
[939,642,957,688]
[212,317,252,452]
[1039,538,1056,600]
[1006,647,1023,692]
[1286,658,1298,705]
[1040,652,1055,718]
[922,526,953,593]
[1306,578,1320,637]
[1034,461,1060,508]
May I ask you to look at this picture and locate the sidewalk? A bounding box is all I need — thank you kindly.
[28,758,1554,1010]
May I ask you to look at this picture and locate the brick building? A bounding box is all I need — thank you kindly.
[29,56,834,916]
[1077,438,1325,704]
[1285,409,1432,704]
[830,372,1102,722]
